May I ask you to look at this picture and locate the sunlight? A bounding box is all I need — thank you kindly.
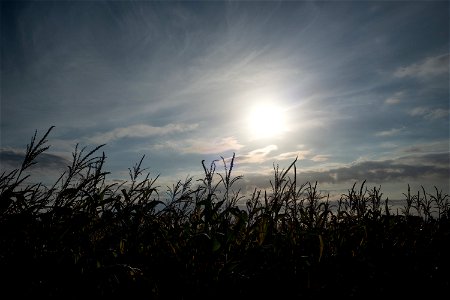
[247,102,287,139]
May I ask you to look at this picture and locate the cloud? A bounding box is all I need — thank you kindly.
[394,53,449,79]
[232,147,331,167]
[401,140,449,154]
[236,145,278,164]
[179,136,244,154]
[0,149,70,171]
[384,91,404,105]
[273,150,310,161]
[408,107,449,120]
[231,152,449,196]
[396,152,450,167]
[296,153,449,184]
[310,154,331,162]
[375,127,405,137]
[88,123,199,144]
[235,151,448,188]
[384,97,401,105]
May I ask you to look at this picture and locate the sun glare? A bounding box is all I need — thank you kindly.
[247,103,286,139]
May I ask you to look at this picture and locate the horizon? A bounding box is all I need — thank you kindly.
[1,0,449,201]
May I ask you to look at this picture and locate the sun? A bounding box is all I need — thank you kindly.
[247,103,287,139]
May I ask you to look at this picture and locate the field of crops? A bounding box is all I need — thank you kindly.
[1,127,449,299]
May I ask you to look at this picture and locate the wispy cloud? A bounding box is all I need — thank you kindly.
[396,152,449,167]
[375,127,405,137]
[384,91,404,105]
[234,145,332,167]
[394,53,449,79]
[0,148,70,171]
[179,136,244,154]
[401,140,449,154]
[88,123,199,144]
[409,107,449,120]
[237,145,278,164]
[1,1,448,201]
[297,153,449,184]
[273,150,310,161]
[310,154,331,162]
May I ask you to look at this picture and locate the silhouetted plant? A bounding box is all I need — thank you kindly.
[0,126,449,299]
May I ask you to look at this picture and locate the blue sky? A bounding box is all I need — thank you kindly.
[1,0,449,201]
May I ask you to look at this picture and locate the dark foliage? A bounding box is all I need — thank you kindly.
[1,127,449,299]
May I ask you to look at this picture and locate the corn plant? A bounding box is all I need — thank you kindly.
[0,126,449,299]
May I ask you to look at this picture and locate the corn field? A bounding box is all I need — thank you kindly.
[1,127,449,299]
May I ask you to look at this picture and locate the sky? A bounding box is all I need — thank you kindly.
[1,0,449,202]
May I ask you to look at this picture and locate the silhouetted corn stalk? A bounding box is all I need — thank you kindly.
[1,126,449,299]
